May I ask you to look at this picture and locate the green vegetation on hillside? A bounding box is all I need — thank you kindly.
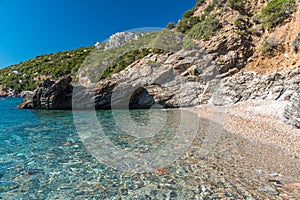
[7,0,297,94]
[100,48,166,79]
[80,30,187,83]
[176,0,222,38]
[176,0,206,33]
[227,0,244,12]
[0,46,93,92]
[0,28,189,94]
[260,0,296,28]
[188,15,221,40]
[227,0,243,8]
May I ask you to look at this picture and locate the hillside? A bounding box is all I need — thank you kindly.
[0,46,94,95]
[174,0,300,74]
[1,0,300,96]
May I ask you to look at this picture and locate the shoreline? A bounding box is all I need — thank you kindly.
[187,100,300,158]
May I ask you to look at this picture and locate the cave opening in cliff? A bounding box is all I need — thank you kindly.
[129,87,155,109]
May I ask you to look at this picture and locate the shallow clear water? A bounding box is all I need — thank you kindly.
[0,98,299,199]
[0,98,201,199]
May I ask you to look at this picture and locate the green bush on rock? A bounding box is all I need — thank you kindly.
[188,15,221,40]
[260,0,296,29]
[227,0,244,10]
[166,22,175,29]
[292,33,300,52]
[177,16,200,34]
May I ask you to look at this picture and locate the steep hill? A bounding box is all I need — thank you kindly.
[174,0,300,74]
[1,0,300,96]
[0,46,94,95]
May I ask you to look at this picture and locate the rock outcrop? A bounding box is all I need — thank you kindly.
[102,32,142,50]
[0,87,32,98]
[18,91,33,98]
[15,1,300,130]
[284,91,300,128]
[20,47,221,109]
[18,76,73,109]
[73,47,220,109]
[18,43,300,114]
[0,90,14,97]
[211,67,299,106]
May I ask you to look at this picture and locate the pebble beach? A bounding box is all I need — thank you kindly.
[188,100,300,198]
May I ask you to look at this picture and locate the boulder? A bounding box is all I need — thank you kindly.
[211,67,300,106]
[0,88,17,97]
[284,91,300,128]
[18,91,33,98]
[18,76,73,109]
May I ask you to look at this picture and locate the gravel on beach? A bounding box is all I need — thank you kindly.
[190,100,300,157]
[188,100,300,198]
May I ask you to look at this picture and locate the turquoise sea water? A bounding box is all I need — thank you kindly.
[0,98,201,199]
[1,98,299,199]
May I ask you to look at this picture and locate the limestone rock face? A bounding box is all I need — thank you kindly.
[211,67,300,106]
[0,85,18,97]
[19,45,299,112]
[284,91,300,128]
[72,47,219,109]
[0,90,10,97]
[19,91,33,98]
[103,32,142,50]
[18,76,73,109]
[20,47,221,109]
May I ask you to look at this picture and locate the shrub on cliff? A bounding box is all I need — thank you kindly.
[292,33,300,52]
[166,22,175,29]
[177,16,200,34]
[227,0,244,11]
[183,9,195,19]
[260,35,284,57]
[196,0,205,7]
[188,15,221,40]
[176,2,204,34]
[260,0,296,29]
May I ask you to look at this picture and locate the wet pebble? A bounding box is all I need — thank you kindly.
[75,191,85,196]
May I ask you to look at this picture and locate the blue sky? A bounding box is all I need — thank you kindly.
[0,0,196,68]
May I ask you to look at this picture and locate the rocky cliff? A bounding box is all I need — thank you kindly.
[18,46,299,112]
[18,76,73,109]
[101,32,142,50]
[190,0,300,74]
[15,0,300,128]
[212,67,299,105]
[20,46,219,109]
